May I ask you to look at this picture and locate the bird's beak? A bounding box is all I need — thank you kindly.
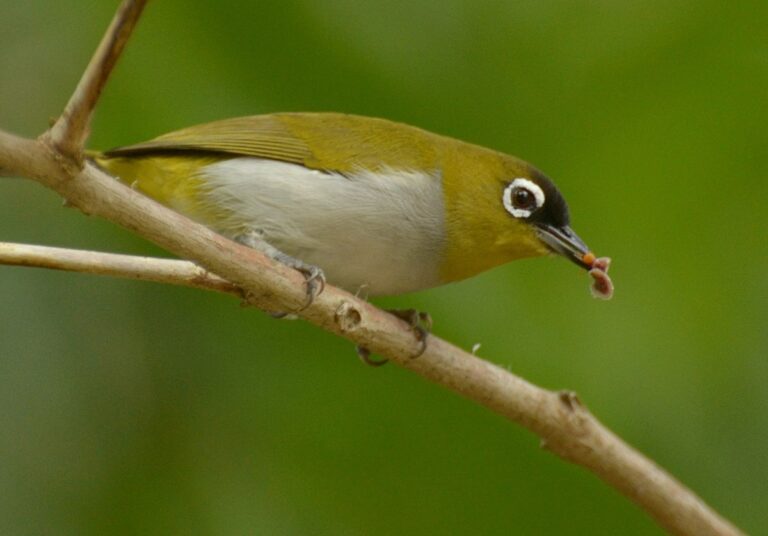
[535,223,595,270]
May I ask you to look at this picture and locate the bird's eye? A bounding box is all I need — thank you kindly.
[503,178,545,219]
[512,188,535,210]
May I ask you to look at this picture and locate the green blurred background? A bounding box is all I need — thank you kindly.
[1,1,766,534]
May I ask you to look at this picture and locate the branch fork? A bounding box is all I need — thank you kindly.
[0,2,743,535]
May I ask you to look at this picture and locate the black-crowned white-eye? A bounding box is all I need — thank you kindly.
[91,112,612,298]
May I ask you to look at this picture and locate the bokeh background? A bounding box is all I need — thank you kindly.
[1,1,766,534]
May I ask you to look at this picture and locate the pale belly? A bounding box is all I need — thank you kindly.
[196,158,447,296]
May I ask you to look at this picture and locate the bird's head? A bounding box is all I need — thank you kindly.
[440,151,598,282]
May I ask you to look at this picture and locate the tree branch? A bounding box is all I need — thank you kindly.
[43,0,148,159]
[0,128,744,536]
[0,241,242,297]
[0,2,744,535]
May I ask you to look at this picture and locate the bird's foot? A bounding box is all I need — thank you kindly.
[274,253,326,311]
[387,308,432,358]
[235,230,325,312]
[355,309,431,366]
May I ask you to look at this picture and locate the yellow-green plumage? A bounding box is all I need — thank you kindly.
[93,113,569,295]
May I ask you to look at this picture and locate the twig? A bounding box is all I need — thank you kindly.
[0,242,242,297]
[44,0,148,159]
[0,2,745,535]
[0,128,744,536]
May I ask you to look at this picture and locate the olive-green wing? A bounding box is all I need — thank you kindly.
[102,115,313,166]
[102,112,445,173]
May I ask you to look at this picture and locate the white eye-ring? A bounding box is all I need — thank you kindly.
[502,178,545,218]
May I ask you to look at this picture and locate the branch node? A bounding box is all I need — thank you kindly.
[46,0,148,157]
[558,390,582,412]
[335,300,362,333]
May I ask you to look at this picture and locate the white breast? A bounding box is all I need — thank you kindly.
[198,158,446,295]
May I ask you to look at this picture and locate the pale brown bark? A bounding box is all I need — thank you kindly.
[0,2,744,535]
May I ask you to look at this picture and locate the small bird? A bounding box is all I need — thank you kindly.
[92,112,610,299]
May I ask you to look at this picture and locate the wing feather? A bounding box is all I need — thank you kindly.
[103,115,313,166]
[101,112,445,173]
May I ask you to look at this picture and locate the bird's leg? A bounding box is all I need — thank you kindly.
[235,230,326,311]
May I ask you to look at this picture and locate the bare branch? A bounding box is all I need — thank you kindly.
[0,128,743,536]
[0,1,746,533]
[0,241,242,297]
[44,0,148,159]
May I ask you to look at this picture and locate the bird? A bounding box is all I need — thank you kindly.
[91,112,609,302]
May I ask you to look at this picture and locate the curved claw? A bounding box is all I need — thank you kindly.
[356,346,388,367]
[354,309,431,365]
[387,309,432,358]
[234,229,326,312]
[411,326,429,358]
[295,265,326,311]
